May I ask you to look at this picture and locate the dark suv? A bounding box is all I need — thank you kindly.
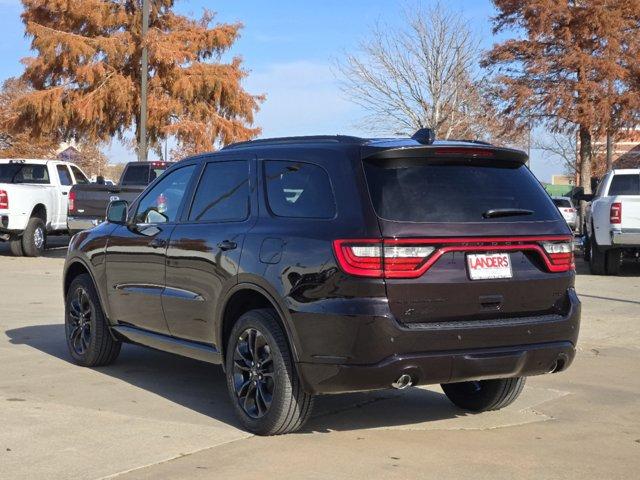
[63,131,580,435]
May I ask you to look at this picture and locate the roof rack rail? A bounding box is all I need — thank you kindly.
[223,135,367,150]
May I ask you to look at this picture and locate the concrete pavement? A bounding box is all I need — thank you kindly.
[1,238,639,479]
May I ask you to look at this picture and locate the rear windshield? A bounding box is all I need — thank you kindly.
[363,159,560,223]
[553,198,572,208]
[609,174,640,196]
[0,163,50,184]
[121,165,168,186]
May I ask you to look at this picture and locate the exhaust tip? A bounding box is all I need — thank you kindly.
[391,374,413,390]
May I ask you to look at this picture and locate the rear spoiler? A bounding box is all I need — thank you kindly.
[361,145,529,165]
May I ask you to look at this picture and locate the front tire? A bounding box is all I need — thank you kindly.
[9,235,24,256]
[225,309,313,435]
[441,377,526,412]
[22,217,46,257]
[65,273,121,367]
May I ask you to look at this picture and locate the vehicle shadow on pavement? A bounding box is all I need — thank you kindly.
[575,258,640,277]
[6,324,462,432]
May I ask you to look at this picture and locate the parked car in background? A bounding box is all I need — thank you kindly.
[68,161,172,234]
[0,159,90,256]
[552,196,578,231]
[583,168,640,275]
[63,131,580,435]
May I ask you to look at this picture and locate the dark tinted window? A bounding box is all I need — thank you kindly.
[0,163,50,184]
[57,165,73,186]
[189,161,250,222]
[609,174,639,196]
[553,198,572,208]
[363,160,560,223]
[265,161,335,218]
[121,165,150,185]
[70,166,89,184]
[134,166,195,224]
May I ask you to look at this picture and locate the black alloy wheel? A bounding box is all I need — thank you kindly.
[67,286,93,356]
[232,328,275,419]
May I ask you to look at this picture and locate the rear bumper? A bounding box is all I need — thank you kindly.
[611,231,640,247]
[67,215,103,234]
[298,341,575,395]
[294,289,580,395]
[0,212,29,235]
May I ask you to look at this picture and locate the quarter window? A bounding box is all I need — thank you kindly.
[134,166,195,224]
[264,161,335,218]
[189,161,250,222]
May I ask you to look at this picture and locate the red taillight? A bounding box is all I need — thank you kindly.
[610,202,622,224]
[68,191,76,212]
[334,236,575,278]
[0,189,8,209]
[332,239,436,278]
[564,208,576,213]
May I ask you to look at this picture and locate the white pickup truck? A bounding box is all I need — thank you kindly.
[584,168,640,275]
[0,159,90,256]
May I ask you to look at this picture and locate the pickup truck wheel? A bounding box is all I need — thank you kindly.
[9,235,24,256]
[225,309,314,435]
[65,273,121,367]
[605,248,621,275]
[441,377,526,412]
[589,235,606,275]
[22,217,46,257]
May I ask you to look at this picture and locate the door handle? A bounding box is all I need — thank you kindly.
[217,240,238,251]
[62,191,68,196]
[149,238,167,249]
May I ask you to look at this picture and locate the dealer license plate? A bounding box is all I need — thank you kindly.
[467,253,513,280]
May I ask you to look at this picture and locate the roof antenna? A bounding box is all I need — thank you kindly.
[411,128,436,145]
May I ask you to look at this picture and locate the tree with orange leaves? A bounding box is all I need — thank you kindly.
[484,0,640,193]
[12,0,263,159]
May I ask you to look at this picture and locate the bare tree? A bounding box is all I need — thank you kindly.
[335,2,522,144]
[534,127,604,178]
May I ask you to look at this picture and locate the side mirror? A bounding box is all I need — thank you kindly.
[106,200,129,224]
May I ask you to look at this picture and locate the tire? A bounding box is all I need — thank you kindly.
[441,377,526,412]
[589,235,606,275]
[225,308,314,435]
[582,231,590,262]
[21,217,46,257]
[65,273,121,367]
[605,248,621,275]
[9,235,24,256]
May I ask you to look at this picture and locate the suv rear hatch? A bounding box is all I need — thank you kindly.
[338,144,574,326]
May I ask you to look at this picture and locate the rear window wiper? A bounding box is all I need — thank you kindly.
[482,208,534,219]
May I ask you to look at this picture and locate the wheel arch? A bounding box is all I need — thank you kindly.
[30,203,47,222]
[64,259,112,321]
[217,282,300,367]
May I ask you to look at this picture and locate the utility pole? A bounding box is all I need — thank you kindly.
[138,0,150,162]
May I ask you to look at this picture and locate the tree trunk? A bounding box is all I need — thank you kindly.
[606,131,613,172]
[578,125,592,235]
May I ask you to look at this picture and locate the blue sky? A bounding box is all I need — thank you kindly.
[0,0,563,181]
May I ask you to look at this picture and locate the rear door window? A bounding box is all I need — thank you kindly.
[56,165,73,186]
[70,166,89,184]
[264,160,335,218]
[363,159,560,223]
[608,174,640,195]
[188,161,250,222]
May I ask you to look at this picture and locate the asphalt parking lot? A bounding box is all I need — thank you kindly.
[1,238,639,480]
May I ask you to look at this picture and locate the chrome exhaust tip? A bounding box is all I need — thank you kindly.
[391,374,413,390]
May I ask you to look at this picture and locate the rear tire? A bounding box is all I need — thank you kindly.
[225,308,314,435]
[65,273,121,367]
[9,235,24,256]
[589,235,606,275]
[22,217,46,257]
[605,248,621,275]
[441,377,526,412]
